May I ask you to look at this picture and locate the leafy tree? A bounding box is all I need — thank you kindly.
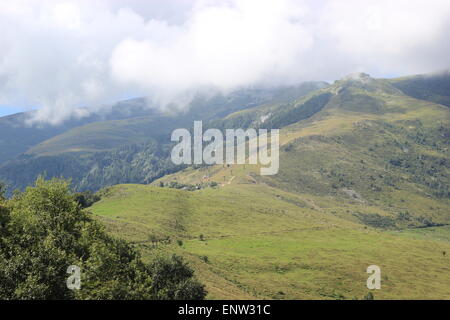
[0,177,206,300]
[73,190,100,209]
[149,255,206,300]
[0,181,6,200]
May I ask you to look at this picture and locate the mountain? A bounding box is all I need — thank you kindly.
[87,72,450,299]
[0,82,326,193]
[154,72,449,227]
[0,97,158,164]
[389,71,450,107]
[0,112,91,164]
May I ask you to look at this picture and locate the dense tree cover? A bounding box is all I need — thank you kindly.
[260,93,333,129]
[0,178,206,300]
[0,141,184,195]
[391,73,450,108]
[73,191,101,209]
[208,92,333,132]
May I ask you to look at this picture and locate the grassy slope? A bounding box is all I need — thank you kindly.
[90,75,450,299]
[155,77,450,227]
[26,83,325,157]
[0,97,152,163]
[26,116,183,156]
[0,84,327,194]
[91,184,450,300]
[0,112,92,163]
[390,72,450,108]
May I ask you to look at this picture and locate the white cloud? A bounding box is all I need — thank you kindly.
[319,0,450,75]
[110,0,314,103]
[0,0,449,124]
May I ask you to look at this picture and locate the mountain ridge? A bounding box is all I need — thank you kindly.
[0,82,326,193]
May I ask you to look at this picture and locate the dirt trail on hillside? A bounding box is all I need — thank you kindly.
[221,175,235,186]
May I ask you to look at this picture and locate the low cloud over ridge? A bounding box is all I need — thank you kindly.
[1,0,450,124]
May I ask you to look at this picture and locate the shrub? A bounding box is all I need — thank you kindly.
[73,190,100,209]
[356,213,396,229]
[364,292,375,300]
[209,181,218,187]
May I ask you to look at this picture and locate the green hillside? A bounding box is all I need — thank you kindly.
[26,116,184,156]
[0,83,324,193]
[27,83,326,157]
[0,98,155,164]
[89,73,450,300]
[91,183,450,300]
[390,72,450,107]
[0,112,92,164]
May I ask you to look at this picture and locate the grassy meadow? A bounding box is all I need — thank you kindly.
[91,183,450,300]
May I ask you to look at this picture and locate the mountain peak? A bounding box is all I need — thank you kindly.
[341,72,372,83]
[330,72,402,97]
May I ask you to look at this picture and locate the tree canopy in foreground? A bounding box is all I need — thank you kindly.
[0,177,206,300]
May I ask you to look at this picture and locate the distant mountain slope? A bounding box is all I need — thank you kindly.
[0,83,325,192]
[0,97,154,164]
[26,116,185,156]
[27,83,327,157]
[155,72,450,226]
[390,71,450,107]
[0,112,90,164]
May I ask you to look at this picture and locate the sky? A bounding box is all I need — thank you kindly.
[1,0,450,122]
